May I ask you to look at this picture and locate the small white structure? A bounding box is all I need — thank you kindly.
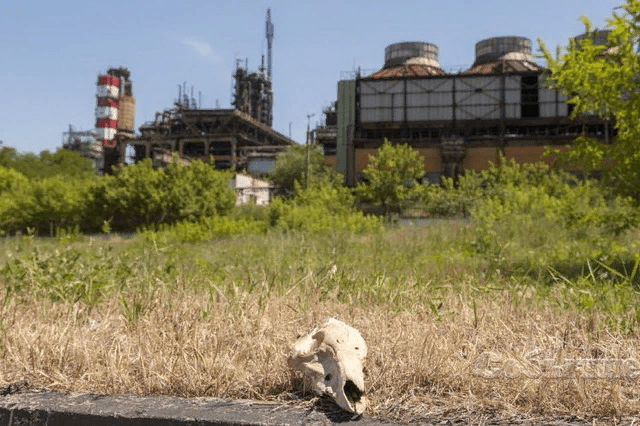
[231,174,273,206]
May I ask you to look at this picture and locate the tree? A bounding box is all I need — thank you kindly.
[90,158,236,232]
[269,145,338,197]
[539,0,640,197]
[355,139,425,214]
[161,158,236,222]
[0,145,95,180]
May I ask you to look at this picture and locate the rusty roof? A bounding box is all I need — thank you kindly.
[366,64,445,79]
[464,59,541,75]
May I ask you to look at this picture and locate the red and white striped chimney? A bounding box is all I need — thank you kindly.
[96,75,120,148]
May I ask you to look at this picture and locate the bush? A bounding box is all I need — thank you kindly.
[356,139,425,213]
[466,159,640,277]
[420,173,482,217]
[91,159,236,233]
[0,175,98,236]
[140,216,268,244]
[0,166,28,194]
[231,203,270,222]
[0,158,237,236]
[269,181,383,234]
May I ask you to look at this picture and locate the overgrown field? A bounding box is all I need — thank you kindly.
[1,221,639,421]
[1,148,640,420]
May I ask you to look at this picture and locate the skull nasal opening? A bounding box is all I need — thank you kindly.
[344,380,363,403]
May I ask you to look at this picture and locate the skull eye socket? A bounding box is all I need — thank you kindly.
[344,380,363,403]
[325,374,332,382]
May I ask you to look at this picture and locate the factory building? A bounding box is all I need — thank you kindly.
[123,8,294,174]
[130,104,295,171]
[317,32,613,186]
[61,125,103,172]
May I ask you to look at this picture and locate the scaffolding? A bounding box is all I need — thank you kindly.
[232,61,273,127]
[61,124,103,172]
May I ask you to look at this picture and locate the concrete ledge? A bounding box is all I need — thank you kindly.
[0,392,396,425]
[2,391,638,425]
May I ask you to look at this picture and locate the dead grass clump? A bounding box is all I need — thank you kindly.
[1,283,638,422]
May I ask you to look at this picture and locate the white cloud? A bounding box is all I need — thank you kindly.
[175,35,220,63]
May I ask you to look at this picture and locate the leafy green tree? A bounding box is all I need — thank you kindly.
[539,0,640,197]
[91,158,236,232]
[91,160,165,231]
[356,139,425,214]
[161,158,236,222]
[39,149,96,179]
[269,145,338,197]
[0,166,28,194]
[0,145,95,180]
[0,175,97,235]
[0,146,19,169]
[267,180,381,234]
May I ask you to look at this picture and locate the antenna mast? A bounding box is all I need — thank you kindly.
[265,8,274,80]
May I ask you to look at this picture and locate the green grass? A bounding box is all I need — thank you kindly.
[2,220,638,331]
[1,221,639,419]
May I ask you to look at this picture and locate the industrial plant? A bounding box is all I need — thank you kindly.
[62,9,613,186]
[316,31,613,186]
[64,8,293,177]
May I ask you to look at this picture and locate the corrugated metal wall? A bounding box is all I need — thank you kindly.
[456,76,501,120]
[337,80,357,181]
[406,79,453,121]
[538,77,569,118]
[358,74,570,123]
[504,75,521,119]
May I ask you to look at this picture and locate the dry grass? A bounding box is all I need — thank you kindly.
[1,227,639,422]
[1,277,638,422]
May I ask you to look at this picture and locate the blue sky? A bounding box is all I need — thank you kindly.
[1,0,618,154]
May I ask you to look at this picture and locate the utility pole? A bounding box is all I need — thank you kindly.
[305,113,315,189]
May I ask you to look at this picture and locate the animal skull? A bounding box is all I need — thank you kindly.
[288,318,367,414]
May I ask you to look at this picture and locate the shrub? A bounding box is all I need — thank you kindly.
[140,216,268,244]
[269,181,383,234]
[91,159,236,233]
[0,175,97,235]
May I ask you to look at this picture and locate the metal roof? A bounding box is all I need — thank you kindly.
[463,59,541,75]
[366,64,445,79]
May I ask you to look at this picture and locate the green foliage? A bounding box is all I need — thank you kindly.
[161,159,236,222]
[269,144,339,197]
[470,158,639,236]
[2,243,120,308]
[230,203,270,222]
[464,158,640,279]
[140,216,268,244]
[2,220,638,334]
[0,157,236,235]
[420,173,482,217]
[92,160,166,231]
[0,146,95,180]
[0,166,28,194]
[0,175,97,235]
[92,159,236,232]
[539,0,640,196]
[553,262,640,334]
[268,181,383,234]
[356,139,426,213]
